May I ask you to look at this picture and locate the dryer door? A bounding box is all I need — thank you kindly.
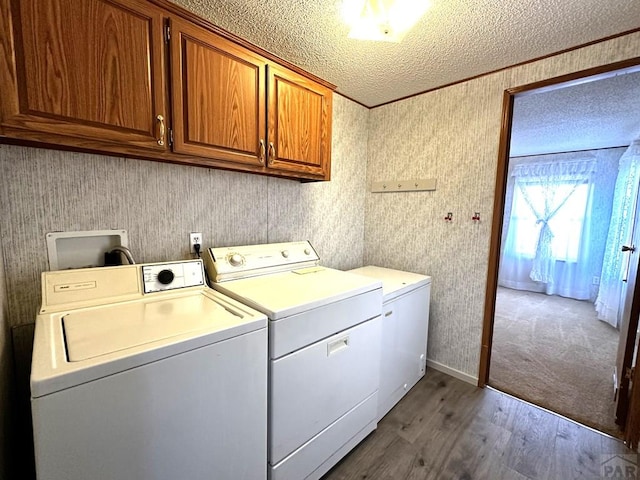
[269,316,381,465]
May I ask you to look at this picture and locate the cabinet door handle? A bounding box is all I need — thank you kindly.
[268,142,276,164]
[156,114,166,146]
[259,139,266,164]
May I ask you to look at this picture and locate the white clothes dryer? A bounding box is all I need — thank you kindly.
[203,241,383,480]
[31,260,268,480]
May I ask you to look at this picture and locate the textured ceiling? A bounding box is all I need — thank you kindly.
[179,0,640,107]
[510,70,640,157]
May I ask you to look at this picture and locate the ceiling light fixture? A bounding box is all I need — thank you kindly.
[341,0,430,43]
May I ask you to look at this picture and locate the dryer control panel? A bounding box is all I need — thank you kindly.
[143,260,205,293]
[205,241,320,283]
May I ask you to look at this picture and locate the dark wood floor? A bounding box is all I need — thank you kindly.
[322,370,633,480]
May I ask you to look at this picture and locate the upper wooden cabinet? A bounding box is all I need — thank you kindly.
[0,0,334,181]
[0,0,168,151]
[267,65,332,179]
[170,17,266,167]
[171,18,332,179]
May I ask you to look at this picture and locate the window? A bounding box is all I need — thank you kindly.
[510,181,589,262]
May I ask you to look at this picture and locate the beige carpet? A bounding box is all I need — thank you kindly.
[490,287,622,437]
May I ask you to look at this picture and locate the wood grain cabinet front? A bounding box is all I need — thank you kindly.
[169,17,267,167]
[0,0,333,181]
[0,0,168,151]
[267,65,332,179]
[170,18,332,180]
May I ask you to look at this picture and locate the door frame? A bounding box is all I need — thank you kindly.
[478,57,640,441]
[615,186,640,432]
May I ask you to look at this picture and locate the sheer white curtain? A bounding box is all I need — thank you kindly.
[498,158,596,299]
[595,139,640,327]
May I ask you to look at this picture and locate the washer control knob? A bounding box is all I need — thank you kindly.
[229,253,243,266]
[157,269,174,285]
[281,250,289,258]
[304,248,311,255]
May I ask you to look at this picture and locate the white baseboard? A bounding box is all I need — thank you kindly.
[426,359,478,386]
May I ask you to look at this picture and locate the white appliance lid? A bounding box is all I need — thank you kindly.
[212,267,382,320]
[31,289,267,398]
[63,293,243,361]
[348,266,431,302]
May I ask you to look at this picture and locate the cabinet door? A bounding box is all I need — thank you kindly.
[267,65,332,180]
[0,0,167,150]
[170,17,266,166]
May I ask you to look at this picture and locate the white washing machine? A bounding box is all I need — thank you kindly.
[348,266,431,421]
[203,241,383,480]
[31,260,268,480]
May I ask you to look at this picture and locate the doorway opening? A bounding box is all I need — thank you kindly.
[479,58,640,443]
[491,288,621,436]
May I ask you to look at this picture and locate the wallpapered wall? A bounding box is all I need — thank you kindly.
[0,95,369,330]
[364,31,640,380]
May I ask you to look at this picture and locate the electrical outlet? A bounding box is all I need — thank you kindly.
[190,232,202,254]
[593,276,600,285]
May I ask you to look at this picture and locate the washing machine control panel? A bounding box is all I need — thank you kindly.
[142,260,205,293]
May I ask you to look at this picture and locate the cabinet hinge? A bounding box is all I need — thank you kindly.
[626,367,635,379]
[164,24,171,43]
[169,128,174,146]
